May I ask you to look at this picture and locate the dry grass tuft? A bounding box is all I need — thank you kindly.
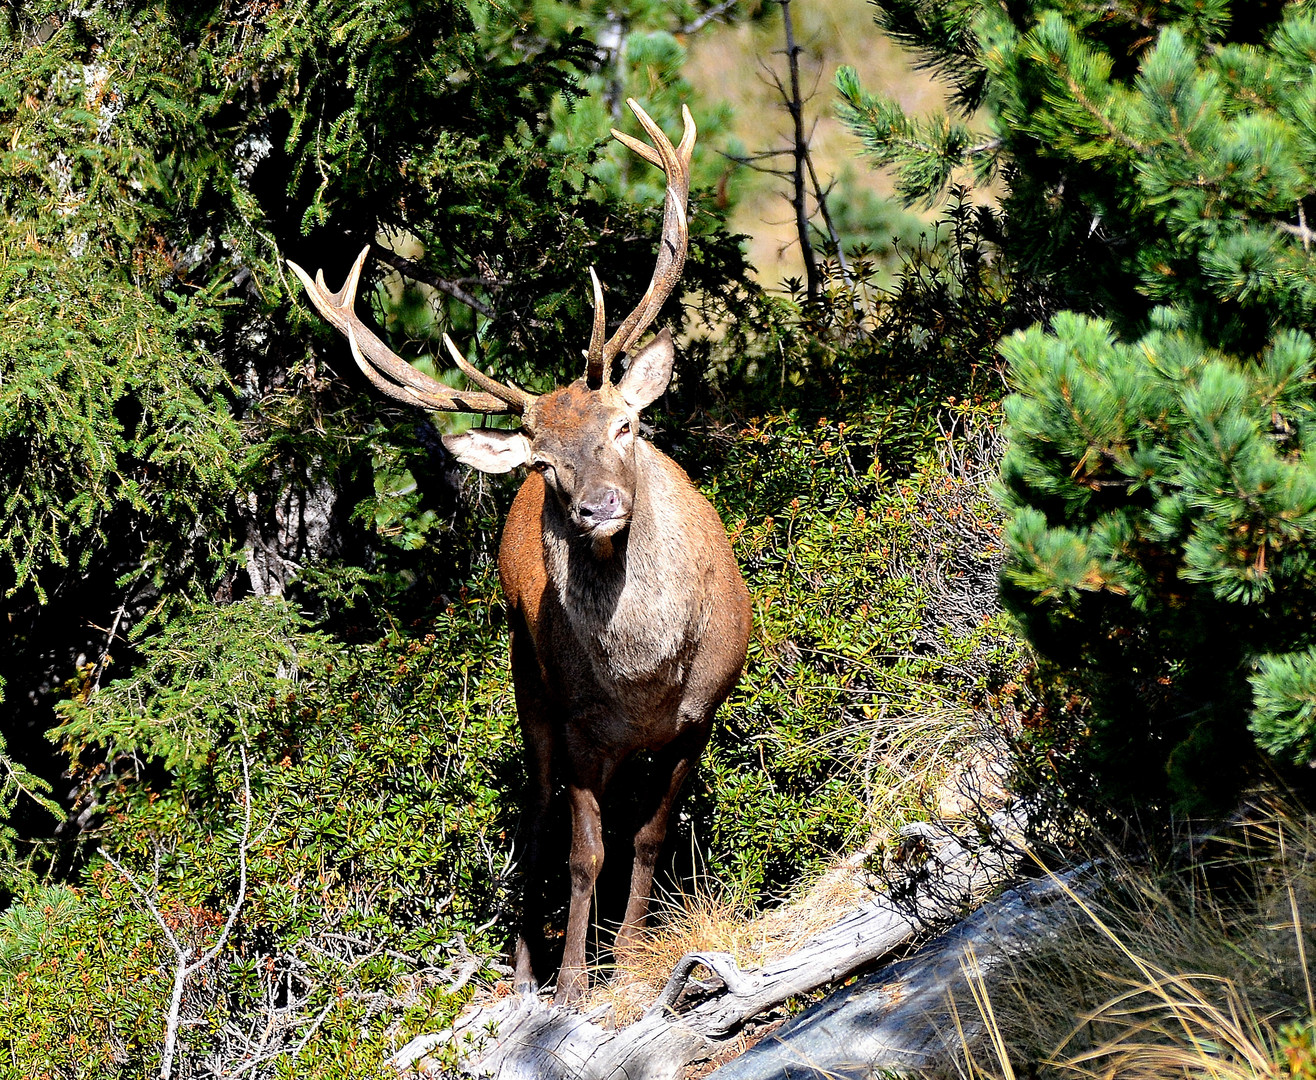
[950,792,1316,1080]
[587,841,883,1024]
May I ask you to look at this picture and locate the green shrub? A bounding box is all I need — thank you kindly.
[693,406,1022,895]
[45,596,516,1074]
[28,391,1023,1072]
[0,883,172,1074]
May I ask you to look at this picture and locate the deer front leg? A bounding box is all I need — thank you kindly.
[557,781,604,1006]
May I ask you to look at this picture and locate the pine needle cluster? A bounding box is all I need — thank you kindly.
[840,2,1316,808]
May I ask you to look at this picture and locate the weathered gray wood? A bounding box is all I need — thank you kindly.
[706,864,1098,1079]
[389,806,1035,1080]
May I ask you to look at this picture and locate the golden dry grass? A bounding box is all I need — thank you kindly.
[588,839,882,1024]
[951,795,1316,1080]
[463,854,882,1026]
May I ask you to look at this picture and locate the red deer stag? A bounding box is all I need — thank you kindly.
[287,100,751,1005]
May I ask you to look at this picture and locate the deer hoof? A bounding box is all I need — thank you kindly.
[553,968,588,1008]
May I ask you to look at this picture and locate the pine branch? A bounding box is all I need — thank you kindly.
[836,66,992,207]
[868,0,988,114]
[1056,68,1146,154]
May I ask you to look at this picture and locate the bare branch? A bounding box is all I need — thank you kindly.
[102,749,254,1080]
[720,148,794,163]
[189,747,252,974]
[90,593,130,694]
[677,0,740,35]
[1279,216,1316,251]
[779,0,820,302]
[99,847,184,956]
[722,151,794,179]
[803,145,850,280]
[370,246,497,319]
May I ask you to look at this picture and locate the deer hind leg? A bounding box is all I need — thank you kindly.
[615,726,709,956]
[556,780,604,1006]
[510,622,554,994]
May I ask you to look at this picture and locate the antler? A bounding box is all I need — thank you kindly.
[286,246,536,415]
[585,99,696,389]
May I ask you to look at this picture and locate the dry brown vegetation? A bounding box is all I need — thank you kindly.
[592,840,881,1025]
[948,796,1316,1080]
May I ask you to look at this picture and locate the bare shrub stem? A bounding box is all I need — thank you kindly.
[100,748,253,1080]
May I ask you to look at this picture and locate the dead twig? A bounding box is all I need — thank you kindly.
[101,748,253,1080]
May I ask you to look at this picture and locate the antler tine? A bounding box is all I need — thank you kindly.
[442,335,536,414]
[585,267,608,388]
[585,99,696,384]
[288,247,535,416]
[676,103,696,169]
[610,190,687,361]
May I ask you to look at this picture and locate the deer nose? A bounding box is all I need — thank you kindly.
[576,487,625,523]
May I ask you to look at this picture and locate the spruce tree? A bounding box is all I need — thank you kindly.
[838,1,1316,807]
[0,0,754,874]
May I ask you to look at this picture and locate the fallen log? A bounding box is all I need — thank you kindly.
[706,863,1099,1079]
[389,805,1035,1080]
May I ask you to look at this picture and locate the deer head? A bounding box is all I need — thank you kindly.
[287,99,694,546]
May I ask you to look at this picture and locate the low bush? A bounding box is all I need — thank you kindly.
[35,597,516,1075]
[693,405,1022,896]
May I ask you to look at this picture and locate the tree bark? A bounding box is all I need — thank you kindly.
[780,0,821,303]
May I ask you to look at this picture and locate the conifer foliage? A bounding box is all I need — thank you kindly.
[840,2,1316,805]
[0,0,748,871]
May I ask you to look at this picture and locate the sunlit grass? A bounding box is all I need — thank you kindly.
[954,795,1316,1080]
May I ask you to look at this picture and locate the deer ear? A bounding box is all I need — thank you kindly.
[617,328,674,410]
[442,429,531,474]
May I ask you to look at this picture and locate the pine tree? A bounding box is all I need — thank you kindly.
[838,1,1316,808]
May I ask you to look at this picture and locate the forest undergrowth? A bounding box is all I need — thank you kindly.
[9,0,1316,1076]
[0,207,1033,1073]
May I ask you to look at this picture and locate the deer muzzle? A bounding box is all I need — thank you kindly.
[573,486,631,537]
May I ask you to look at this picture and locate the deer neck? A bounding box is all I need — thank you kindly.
[541,440,702,646]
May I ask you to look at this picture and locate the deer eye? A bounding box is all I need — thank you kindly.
[532,460,552,473]
[616,420,632,438]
